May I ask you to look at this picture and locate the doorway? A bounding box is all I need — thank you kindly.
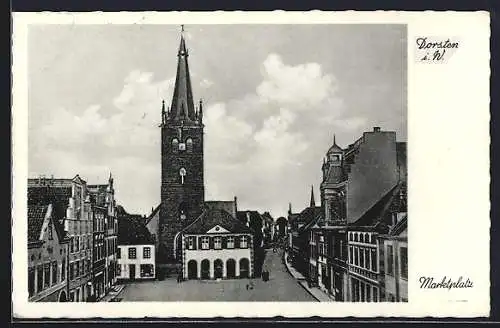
[129,264,136,280]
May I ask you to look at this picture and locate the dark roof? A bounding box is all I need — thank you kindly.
[261,212,274,223]
[28,204,48,243]
[28,185,71,207]
[276,217,287,225]
[88,184,108,206]
[390,215,407,236]
[183,208,252,234]
[118,216,154,245]
[300,209,325,232]
[327,142,343,154]
[145,203,161,225]
[296,206,323,232]
[351,183,402,227]
[323,166,346,185]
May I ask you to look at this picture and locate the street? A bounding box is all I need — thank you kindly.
[117,249,316,301]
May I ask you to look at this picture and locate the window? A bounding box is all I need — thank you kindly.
[186,138,193,152]
[400,246,408,279]
[43,263,50,288]
[28,268,35,296]
[52,261,58,284]
[80,260,84,276]
[117,248,121,259]
[179,168,187,185]
[373,287,379,302]
[349,246,353,264]
[172,138,179,152]
[201,237,209,250]
[349,233,352,241]
[360,234,364,243]
[360,248,365,268]
[240,236,248,248]
[371,249,377,272]
[354,234,358,242]
[69,263,74,280]
[75,261,80,278]
[48,222,53,240]
[143,247,151,259]
[214,237,222,249]
[387,245,394,276]
[61,259,66,281]
[354,247,358,266]
[365,233,370,244]
[128,247,137,259]
[140,264,154,278]
[75,236,79,252]
[70,237,74,253]
[37,265,43,292]
[227,236,234,249]
[116,264,121,276]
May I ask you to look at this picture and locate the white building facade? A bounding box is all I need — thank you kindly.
[181,209,254,280]
[117,244,156,280]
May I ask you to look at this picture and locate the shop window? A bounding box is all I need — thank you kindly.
[387,245,394,276]
[37,265,43,292]
[28,268,35,296]
[43,263,50,288]
[52,261,58,284]
[140,264,154,278]
[400,246,408,279]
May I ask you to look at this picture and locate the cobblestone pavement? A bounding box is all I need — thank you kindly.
[118,249,316,301]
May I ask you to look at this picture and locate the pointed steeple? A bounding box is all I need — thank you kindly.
[288,202,292,215]
[310,185,316,208]
[169,26,196,122]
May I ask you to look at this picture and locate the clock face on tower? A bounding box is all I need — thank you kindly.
[179,143,186,151]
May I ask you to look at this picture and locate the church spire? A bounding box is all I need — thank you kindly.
[169,25,196,122]
[310,185,316,208]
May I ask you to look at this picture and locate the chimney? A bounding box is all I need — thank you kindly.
[373,126,381,132]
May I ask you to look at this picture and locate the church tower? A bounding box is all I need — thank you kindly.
[159,29,205,264]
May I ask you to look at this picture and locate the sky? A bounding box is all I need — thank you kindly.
[28,24,407,218]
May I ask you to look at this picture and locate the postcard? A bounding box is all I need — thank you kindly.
[11,11,490,318]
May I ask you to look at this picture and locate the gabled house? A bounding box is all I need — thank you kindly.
[181,208,254,280]
[117,215,156,280]
[28,203,70,302]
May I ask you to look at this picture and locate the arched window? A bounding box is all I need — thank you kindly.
[365,233,370,244]
[172,138,179,152]
[360,234,364,243]
[179,167,187,184]
[186,138,193,152]
[354,233,358,242]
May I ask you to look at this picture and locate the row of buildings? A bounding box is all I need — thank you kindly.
[288,127,408,302]
[28,174,119,302]
[27,174,160,302]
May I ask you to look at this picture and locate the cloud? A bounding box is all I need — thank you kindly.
[29,54,366,217]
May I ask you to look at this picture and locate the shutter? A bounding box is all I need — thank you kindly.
[234,236,240,248]
[222,236,227,249]
[209,236,214,250]
[193,236,197,250]
[198,237,203,249]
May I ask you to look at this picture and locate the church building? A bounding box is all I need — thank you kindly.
[158,30,205,265]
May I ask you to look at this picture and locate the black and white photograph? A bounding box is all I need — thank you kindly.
[25,22,407,303]
[12,11,490,318]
